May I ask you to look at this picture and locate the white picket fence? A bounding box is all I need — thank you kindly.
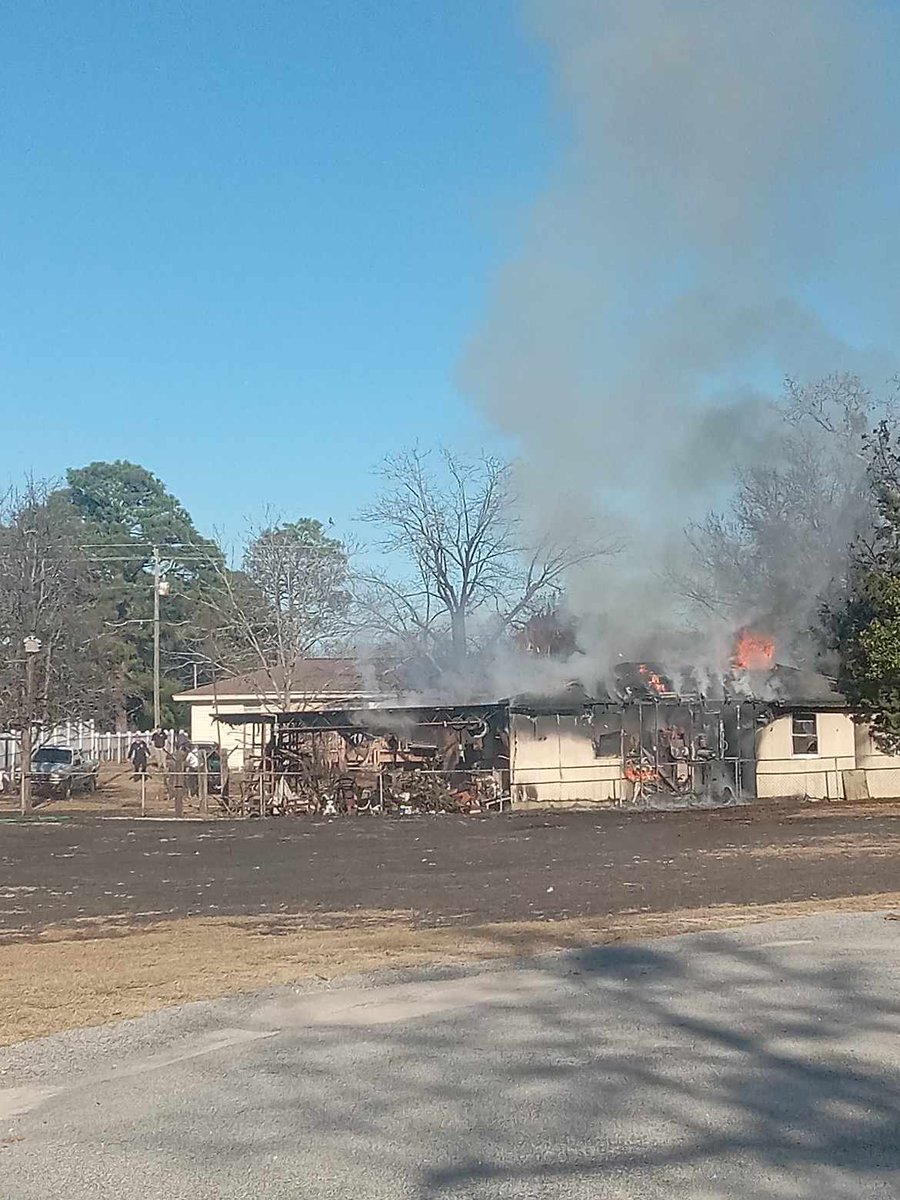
[52,722,134,763]
[0,722,136,772]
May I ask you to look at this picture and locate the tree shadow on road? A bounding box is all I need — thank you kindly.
[417,931,900,1197]
[150,917,900,1198]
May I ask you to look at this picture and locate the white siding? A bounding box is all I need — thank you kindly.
[182,692,375,770]
[510,713,623,803]
[756,712,857,799]
[853,722,900,798]
[189,702,257,769]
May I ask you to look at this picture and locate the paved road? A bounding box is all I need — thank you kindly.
[2,911,899,1198]
[2,802,900,935]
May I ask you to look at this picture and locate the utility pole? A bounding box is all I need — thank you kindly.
[153,545,161,729]
[20,636,42,816]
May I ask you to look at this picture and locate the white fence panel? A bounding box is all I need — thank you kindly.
[0,723,135,770]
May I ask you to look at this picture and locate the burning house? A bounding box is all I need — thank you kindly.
[209,640,900,814]
[214,702,511,815]
[508,642,900,805]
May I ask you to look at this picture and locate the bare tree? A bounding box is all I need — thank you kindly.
[357,448,616,678]
[192,518,352,710]
[0,482,109,805]
[676,373,892,664]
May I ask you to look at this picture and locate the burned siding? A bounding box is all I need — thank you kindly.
[509,697,755,806]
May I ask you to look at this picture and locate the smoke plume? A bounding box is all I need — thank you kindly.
[461,0,900,683]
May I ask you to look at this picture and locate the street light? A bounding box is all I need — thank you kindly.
[20,635,42,815]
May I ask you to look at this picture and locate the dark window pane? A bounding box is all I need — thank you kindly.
[593,732,621,757]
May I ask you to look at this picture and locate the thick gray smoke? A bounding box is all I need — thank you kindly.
[460,0,900,687]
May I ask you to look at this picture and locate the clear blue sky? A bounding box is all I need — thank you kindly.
[1,1,552,542]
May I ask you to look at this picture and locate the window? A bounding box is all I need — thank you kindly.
[593,731,621,758]
[33,747,71,764]
[791,712,818,756]
[592,717,621,758]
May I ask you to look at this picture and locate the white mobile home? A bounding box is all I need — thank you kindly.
[207,663,900,808]
[508,679,900,805]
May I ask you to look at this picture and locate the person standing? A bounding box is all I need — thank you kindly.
[128,735,149,779]
[185,744,200,797]
[150,728,167,771]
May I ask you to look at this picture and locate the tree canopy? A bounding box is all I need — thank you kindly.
[0,482,111,734]
[63,461,221,726]
[66,460,204,546]
[828,422,900,749]
[193,517,352,707]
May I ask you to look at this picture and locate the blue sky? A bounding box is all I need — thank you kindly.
[0,1,552,542]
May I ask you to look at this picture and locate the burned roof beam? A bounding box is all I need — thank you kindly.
[214,702,508,732]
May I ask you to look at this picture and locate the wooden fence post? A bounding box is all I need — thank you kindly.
[173,748,185,818]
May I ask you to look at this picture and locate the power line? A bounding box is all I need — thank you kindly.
[75,541,199,547]
[72,556,210,564]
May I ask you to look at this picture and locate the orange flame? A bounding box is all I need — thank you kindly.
[637,663,669,694]
[733,629,775,671]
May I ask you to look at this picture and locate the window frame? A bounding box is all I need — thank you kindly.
[791,711,819,757]
[592,730,622,759]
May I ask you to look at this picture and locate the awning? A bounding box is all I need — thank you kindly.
[214,701,508,733]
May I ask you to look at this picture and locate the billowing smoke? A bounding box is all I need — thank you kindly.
[460,0,900,685]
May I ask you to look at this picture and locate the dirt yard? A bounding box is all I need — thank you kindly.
[2,798,900,1044]
[0,760,217,819]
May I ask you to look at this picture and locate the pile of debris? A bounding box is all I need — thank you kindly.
[228,709,511,817]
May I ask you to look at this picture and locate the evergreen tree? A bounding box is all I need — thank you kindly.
[828,422,900,750]
[63,461,220,727]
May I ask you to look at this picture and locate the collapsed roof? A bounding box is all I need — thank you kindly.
[215,662,850,735]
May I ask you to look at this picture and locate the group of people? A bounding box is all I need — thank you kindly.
[127,729,196,778]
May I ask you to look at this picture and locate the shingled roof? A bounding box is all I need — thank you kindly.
[175,658,380,701]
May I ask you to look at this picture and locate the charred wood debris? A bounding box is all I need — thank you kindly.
[225,704,511,818]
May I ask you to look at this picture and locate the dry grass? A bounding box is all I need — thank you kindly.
[3,891,900,1046]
